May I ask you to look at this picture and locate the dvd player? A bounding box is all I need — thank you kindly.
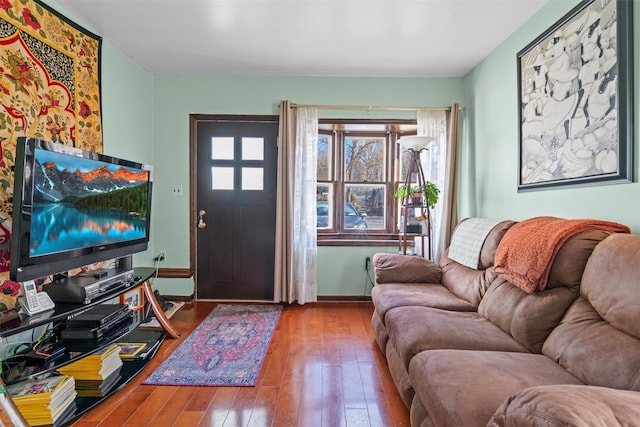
[43,268,134,304]
[66,303,131,328]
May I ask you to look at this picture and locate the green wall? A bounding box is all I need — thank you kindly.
[99,44,156,268]
[462,0,640,232]
[150,77,463,296]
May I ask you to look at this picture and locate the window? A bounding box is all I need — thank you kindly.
[316,119,417,243]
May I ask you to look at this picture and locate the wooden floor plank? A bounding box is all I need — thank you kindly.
[174,411,205,427]
[69,302,409,427]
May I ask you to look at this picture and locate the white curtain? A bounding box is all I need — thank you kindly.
[417,110,447,262]
[274,101,318,304]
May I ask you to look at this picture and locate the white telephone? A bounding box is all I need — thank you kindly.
[18,280,55,316]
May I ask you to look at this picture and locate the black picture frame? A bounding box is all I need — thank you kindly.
[517,0,633,191]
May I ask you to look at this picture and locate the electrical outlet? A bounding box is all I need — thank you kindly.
[365,256,371,271]
[153,251,167,262]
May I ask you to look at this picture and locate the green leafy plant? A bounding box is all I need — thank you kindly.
[395,182,440,209]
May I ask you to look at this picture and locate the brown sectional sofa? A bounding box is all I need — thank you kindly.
[371,218,640,426]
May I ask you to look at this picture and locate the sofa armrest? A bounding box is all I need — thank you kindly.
[373,253,442,284]
[489,384,640,427]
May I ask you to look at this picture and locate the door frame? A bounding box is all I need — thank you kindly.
[188,114,279,291]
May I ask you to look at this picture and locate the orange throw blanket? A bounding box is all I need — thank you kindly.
[494,216,630,294]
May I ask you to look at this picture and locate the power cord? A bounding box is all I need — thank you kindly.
[152,257,161,286]
[363,256,376,295]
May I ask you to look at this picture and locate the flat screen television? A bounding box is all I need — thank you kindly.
[10,137,153,283]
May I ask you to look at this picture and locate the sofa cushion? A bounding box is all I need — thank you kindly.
[410,395,436,427]
[371,283,477,325]
[544,229,612,291]
[542,298,640,391]
[373,253,442,284]
[478,230,610,353]
[439,220,516,306]
[494,217,629,293]
[542,234,640,390]
[578,233,640,338]
[409,350,582,427]
[385,343,414,408]
[385,306,528,369]
[478,277,577,353]
[371,310,389,352]
[489,384,640,427]
[447,218,504,269]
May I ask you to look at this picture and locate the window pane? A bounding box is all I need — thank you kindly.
[211,167,234,189]
[344,137,385,181]
[316,184,333,229]
[317,134,332,181]
[345,184,385,230]
[212,137,234,160]
[399,148,424,181]
[242,137,263,160]
[242,167,263,190]
[399,148,412,179]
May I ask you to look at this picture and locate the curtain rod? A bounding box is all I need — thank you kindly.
[288,102,452,112]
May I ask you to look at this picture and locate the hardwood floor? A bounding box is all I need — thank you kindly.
[70,302,410,427]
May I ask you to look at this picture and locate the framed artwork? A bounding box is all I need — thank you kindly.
[517,0,633,191]
[120,286,145,312]
[0,0,102,311]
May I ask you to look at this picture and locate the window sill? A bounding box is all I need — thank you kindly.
[317,233,399,247]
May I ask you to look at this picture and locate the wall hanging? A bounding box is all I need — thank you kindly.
[0,0,102,311]
[517,0,633,191]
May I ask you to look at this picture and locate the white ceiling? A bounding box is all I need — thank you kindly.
[56,0,550,77]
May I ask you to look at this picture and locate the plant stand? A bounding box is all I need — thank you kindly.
[399,147,432,259]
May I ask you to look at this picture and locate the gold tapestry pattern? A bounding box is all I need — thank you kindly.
[0,0,102,311]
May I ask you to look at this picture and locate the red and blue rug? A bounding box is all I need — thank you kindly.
[142,304,282,386]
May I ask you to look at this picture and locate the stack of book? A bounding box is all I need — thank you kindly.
[57,344,123,398]
[6,375,77,426]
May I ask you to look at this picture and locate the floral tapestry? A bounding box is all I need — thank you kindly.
[0,0,102,312]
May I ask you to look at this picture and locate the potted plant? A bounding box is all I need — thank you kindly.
[395,182,440,209]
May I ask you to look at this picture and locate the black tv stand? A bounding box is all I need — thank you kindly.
[0,267,180,426]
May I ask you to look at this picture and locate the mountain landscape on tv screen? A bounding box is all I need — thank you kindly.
[33,159,149,210]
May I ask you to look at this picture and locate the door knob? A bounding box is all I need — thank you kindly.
[197,210,207,229]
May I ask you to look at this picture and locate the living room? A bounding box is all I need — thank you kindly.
[0,0,638,425]
[31,0,635,301]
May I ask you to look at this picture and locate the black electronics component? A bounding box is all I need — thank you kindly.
[42,269,134,304]
[66,304,130,328]
[62,305,132,341]
[24,342,67,365]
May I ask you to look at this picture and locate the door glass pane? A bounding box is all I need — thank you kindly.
[212,137,234,160]
[317,134,332,181]
[316,184,333,229]
[242,137,264,160]
[211,167,234,190]
[345,184,385,230]
[344,137,385,181]
[242,167,263,190]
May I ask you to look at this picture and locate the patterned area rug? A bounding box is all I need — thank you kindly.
[143,304,282,386]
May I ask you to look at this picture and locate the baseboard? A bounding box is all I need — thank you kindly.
[158,293,370,303]
[317,295,372,302]
[160,294,194,302]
